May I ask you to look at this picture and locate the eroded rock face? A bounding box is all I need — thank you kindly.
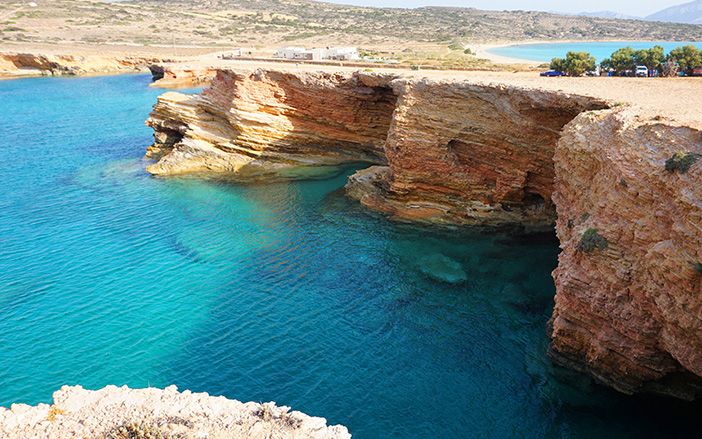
[347,79,607,230]
[551,108,702,399]
[0,385,350,438]
[149,63,218,88]
[146,70,397,177]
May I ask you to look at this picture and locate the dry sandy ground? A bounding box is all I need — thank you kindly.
[2,41,700,129]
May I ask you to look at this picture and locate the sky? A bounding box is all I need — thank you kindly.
[321,0,690,17]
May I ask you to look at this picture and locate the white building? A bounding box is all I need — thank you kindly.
[221,48,253,59]
[274,46,360,62]
[274,47,306,59]
[327,47,360,61]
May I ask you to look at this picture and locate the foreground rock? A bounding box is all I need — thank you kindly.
[0,385,350,438]
[145,68,702,399]
[551,108,702,400]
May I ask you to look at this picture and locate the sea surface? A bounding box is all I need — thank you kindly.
[0,74,699,438]
[489,41,702,62]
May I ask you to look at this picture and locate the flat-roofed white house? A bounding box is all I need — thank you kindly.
[274,47,306,59]
[327,47,360,61]
[273,46,360,61]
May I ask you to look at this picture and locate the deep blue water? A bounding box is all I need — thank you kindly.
[489,41,702,62]
[0,74,700,438]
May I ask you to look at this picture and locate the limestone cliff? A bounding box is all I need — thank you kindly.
[146,70,396,178]
[145,68,702,399]
[0,385,350,438]
[0,52,165,78]
[550,108,702,400]
[347,79,606,229]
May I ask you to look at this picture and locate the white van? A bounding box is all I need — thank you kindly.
[635,65,649,77]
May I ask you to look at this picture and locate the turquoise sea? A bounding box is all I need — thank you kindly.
[0,74,700,437]
[489,41,702,62]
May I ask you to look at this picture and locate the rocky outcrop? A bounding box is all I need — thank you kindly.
[550,108,702,400]
[0,385,350,438]
[146,70,396,178]
[346,79,607,229]
[145,68,702,399]
[147,69,606,228]
[0,52,166,78]
[149,63,218,88]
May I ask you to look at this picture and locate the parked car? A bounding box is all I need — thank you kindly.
[635,65,649,77]
[692,67,702,77]
[540,70,564,77]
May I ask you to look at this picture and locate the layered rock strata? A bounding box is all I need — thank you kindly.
[149,63,218,88]
[347,79,607,229]
[146,68,702,399]
[146,70,397,178]
[550,108,702,400]
[147,69,606,228]
[0,385,350,438]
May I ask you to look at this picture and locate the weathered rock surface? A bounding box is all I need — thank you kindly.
[0,52,165,78]
[347,79,607,229]
[0,385,350,438]
[146,69,396,177]
[550,107,702,400]
[149,63,218,88]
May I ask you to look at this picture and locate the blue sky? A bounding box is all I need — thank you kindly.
[321,0,688,17]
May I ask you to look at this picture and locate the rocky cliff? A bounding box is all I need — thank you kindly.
[0,52,166,78]
[550,108,702,400]
[146,70,396,178]
[0,385,349,438]
[145,68,702,399]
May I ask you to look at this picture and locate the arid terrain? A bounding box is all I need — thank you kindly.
[3,0,702,69]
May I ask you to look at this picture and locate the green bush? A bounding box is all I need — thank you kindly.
[577,228,608,253]
[550,51,595,76]
[693,262,702,275]
[667,45,701,75]
[665,152,700,173]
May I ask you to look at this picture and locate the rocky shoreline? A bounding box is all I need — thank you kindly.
[0,385,350,438]
[145,67,702,399]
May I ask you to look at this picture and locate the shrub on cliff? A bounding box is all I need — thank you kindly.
[577,228,608,253]
[665,152,700,173]
[107,422,168,439]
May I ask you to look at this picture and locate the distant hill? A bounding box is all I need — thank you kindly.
[646,0,702,24]
[578,11,640,20]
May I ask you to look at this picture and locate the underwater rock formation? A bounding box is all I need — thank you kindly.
[146,68,702,399]
[550,108,702,400]
[0,385,350,438]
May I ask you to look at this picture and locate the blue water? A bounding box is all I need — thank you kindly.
[0,74,700,438]
[489,41,702,62]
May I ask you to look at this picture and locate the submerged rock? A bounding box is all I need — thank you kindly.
[0,385,350,438]
[419,254,468,284]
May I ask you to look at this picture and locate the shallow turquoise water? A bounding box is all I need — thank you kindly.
[0,74,699,437]
[489,41,702,62]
